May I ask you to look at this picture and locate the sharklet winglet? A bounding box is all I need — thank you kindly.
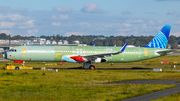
[120,43,128,53]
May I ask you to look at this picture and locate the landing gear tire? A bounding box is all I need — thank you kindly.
[89,65,95,70]
[15,67,19,70]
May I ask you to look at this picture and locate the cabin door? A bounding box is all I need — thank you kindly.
[144,48,148,57]
[22,47,26,56]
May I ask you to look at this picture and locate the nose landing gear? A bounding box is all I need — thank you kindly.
[3,52,7,59]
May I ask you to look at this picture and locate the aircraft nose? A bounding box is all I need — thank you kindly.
[3,52,7,59]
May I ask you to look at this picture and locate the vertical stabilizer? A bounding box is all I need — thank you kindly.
[144,25,171,49]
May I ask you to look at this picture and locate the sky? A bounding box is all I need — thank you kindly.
[0,0,180,37]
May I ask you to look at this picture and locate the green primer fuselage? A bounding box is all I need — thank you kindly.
[7,46,170,62]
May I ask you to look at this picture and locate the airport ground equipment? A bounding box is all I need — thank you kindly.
[3,63,33,70]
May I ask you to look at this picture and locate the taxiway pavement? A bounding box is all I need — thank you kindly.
[112,80,180,101]
[0,58,9,61]
[168,53,180,55]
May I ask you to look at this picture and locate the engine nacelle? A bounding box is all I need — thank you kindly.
[94,58,107,63]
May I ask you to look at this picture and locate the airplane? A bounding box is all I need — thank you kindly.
[3,25,174,69]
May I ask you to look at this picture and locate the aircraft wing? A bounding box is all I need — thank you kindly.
[84,43,128,59]
[70,43,128,62]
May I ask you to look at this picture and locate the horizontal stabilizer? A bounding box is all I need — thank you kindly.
[157,49,177,55]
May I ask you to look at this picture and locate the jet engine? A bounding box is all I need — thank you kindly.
[94,58,107,63]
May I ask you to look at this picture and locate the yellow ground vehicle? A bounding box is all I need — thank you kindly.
[3,63,33,70]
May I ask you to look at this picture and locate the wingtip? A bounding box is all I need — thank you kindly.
[120,43,128,52]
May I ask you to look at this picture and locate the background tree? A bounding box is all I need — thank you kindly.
[0,33,179,49]
[0,33,10,39]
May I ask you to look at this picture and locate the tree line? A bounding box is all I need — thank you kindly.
[0,33,179,49]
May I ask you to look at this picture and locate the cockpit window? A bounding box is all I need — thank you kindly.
[9,49,17,52]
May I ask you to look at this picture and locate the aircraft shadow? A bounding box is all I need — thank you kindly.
[66,66,152,70]
[34,67,151,70]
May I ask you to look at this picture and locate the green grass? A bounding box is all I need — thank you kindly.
[0,55,180,100]
[0,69,179,101]
[174,50,180,53]
[0,54,3,58]
[152,92,180,101]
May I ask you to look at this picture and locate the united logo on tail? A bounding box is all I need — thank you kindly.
[144,25,171,49]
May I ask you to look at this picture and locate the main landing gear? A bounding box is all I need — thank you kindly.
[83,62,95,70]
[89,65,95,70]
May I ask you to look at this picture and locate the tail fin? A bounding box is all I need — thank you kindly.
[144,25,171,49]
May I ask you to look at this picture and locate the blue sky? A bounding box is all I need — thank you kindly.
[0,0,180,37]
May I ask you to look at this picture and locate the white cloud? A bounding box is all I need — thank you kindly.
[126,19,144,24]
[142,24,148,30]
[14,7,28,16]
[78,22,91,27]
[175,20,180,24]
[35,29,38,32]
[27,30,32,34]
[65,32,82,36]
[55,7,72,12]
[0,30,11,35]
[81,3,103,13]
[167,10,176,15]
[118,28,131,32]
[172,32,180,36]
[0,22,15,28]
[0,14,25,20]
[59,15,69,20]
[148,20,155,25]
[123,23,131,27]
[19,20,35,29]
[157,20,163,24]
[51,15,57,19]
[27,29,38,34]
[0,6,10,13]
[51,15,69,20]
[51,22,61,26]
[103,23,122,29]
[121,11,132,15]
[118,32,126,36]
[27,20,34,25]
[0,6,178,37]
[157,26,163,30]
